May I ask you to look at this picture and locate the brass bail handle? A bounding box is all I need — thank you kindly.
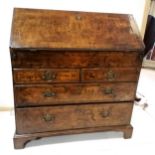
[42,71,56,81]
[43,91,56,97]
[104,88,113,95]
[103,87,116,98]
[100,109,111,118]
[106,70,116,81]
[43,114,55,122]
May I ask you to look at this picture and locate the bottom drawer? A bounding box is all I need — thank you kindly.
[16,102,133,134]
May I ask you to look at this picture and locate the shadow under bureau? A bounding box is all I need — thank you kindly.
[10,8,144,149]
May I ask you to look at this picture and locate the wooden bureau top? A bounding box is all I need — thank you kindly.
[10,8,144,51]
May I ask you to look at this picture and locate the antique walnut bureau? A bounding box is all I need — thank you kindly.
[10,8,144,149]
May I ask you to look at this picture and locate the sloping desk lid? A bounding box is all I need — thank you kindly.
[10,8,144,51]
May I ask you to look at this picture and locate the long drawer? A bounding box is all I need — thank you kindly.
[11,51,141,68]
[16,102,133,134]
[14,83,136,107]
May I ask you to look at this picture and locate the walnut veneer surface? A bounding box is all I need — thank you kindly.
[10,8,144,149]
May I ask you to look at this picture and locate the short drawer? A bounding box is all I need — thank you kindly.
[82,68,140,82]
[11,50,142,68]
[16,102,133,134]
[13,69,80,84]
[14,83,136,107]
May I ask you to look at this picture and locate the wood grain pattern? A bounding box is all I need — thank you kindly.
[13,69,80,84]
[14,83,136,107]
[11,51,142,68]
[16,102,133,134]
[82,68,140,82]
[10,8,144,149]
[10,8,144,51]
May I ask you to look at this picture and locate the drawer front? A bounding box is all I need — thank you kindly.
[16,102,133,134]
[15,83,136,107]
[11,51,141,68]
[82,68,140,82]
[13,69,80,84]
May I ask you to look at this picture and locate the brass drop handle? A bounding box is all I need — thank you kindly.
[104,88,113,95]
[106,70,116,81]
[43,114,55,122]
[43,91,56,97]
[100,110,111,118]
[103,88,116,97]
[42,71,56,81]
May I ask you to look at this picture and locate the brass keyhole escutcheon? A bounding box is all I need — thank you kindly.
[76,15,82,20]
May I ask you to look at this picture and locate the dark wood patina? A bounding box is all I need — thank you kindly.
[10,8,144,149]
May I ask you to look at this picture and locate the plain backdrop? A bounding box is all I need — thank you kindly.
[0,0,146,108]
